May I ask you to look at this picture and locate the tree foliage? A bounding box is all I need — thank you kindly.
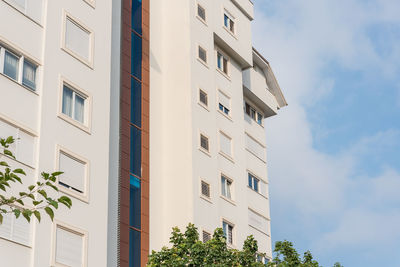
[0,136,72,224]
[147,223,266,267]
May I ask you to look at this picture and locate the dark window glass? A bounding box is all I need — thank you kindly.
[4,50,19,80]
[199,90,208,106]
[130,175,141,229]
[130,126,142,177]
[131,32,142,79]
[200,134,209,151]
[197,4,206,21]
[224,14,229,27]
[22,60,36,90]
[198,46,207,63]
[132,0,142,35]
[129,229,141,267]
[248,173,252,188]
[131,78,142,127]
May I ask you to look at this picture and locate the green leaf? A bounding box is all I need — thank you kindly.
[16,199,24,206]
[13,209,21,219]
[3,149,15,159]
[51,171,64,177]
[44,207,54,221]
[19,192,27,197]
[0,161,9,167]
[28,185,35,191]
[49,200,58,209]
[5,136,14,145]
[10,174,22,184]
[38,190,47,199]
[41,172,49,180]
[27,193,35,200]
[33,210,41,222]
[58,196,72,208]
[22,210,32,222]
[33,200,43,206]
[0,184,6,192]
[0,213,3,224]
[13,168,26,175]
[46,181,59,192]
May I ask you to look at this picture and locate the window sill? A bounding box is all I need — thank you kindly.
[58,114,91,135]
[0,73,39,96]
[83,0,96,9]
[249,224,270,237]
[3,1,43,27]
[217,109,233,122]
[0,236,31,248]
[196,16,208,27]
[245,148,266,163]
[197,58,209,69]
[216,68,231,81]
[61,47,94,69]
[244,114,264,128]
[223,26,238,40]
[0,152,36,170]
[247,186,268,200]
[58,183,89,204]
[199,147,211,157]
[220,195,236,206]
[200,195,213,204]
[219,151,234,164]
[198,102,210,112]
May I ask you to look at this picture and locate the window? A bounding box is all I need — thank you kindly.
[218,90,230,116]
[202,231,211,243]
[248,209,269,235]
[219,132,232,158]
[248,173,260,193]
[54,224,86,267]
[221,175,232,199]
[222,221,234,245]
[257,254,263,263]
[200,134,209,152]
[198,46,207,64]
[0,46,38,90]
[4,0,43,23]
[199,89,208,107]
[197,4,206,22]
[58,150,87,198]
[217,52,229,75]
[223,12,235,34]
[201,180,210,198]
[245,133,266,162]
[63,14,93,65]
[0,119,36,166]
[0,213,31,246]
[62,84,87,125]
[245,102,263,125]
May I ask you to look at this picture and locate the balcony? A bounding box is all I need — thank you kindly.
[242,67,279,118]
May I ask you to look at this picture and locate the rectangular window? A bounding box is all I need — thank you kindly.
[130,126,142,177]
[245,133,266,162]
[219,132,232,158]
[131,31,142,79]
[201,180,210,198]
[64,15,92,65]
[198,46,207,64]
[197,4,206,22]
[132,0,142,35]
[131,78,142,127]
[222,221,234,245]
[54,224,86,267]
[223,12,235,34]
[199,89,208,107]
[22,60,37,90]
[200,133,209,152]
[62,84,87,124]
[217,52,229,75]
[218,90,230,116]
[221,175,232,199]
[0,119,36,166]
[0,213,31,246]
[202,230,211,243]
[248,173,260,193]
[130,175,141,229]
[248,209,269,235]
[3,50,19,80]
[245,102,263,125]
[58,150,87,196]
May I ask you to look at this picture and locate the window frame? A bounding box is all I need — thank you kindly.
[0,209,32,247]
[218,130,233,161]
[202,230,212,243]
[58,77,92,133]
[196,2,207,24]
[0,44,39,93]
[199,132,210,155]
[197,45,208,67]
[51,221,88,267]
[222,219,235,247]
[245,101,264,126]
[223,10,236,36]
[216,49,230,78]
[217,89,231,118]
[83,0,96,8]
[56,145,90,203]
[220,173,234,201]
[248,172,260,193]
[198,88,209,109]
[61,11,94,68]
[200,180,211,199]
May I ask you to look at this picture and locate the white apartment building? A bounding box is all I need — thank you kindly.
[0,0,286,266]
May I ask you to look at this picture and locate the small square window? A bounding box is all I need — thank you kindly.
[219,132,232,158]
[223,12,235,34]
[218,90,230,116]
[217,52,229,75]
[200,134,209,152]
[199,89,208,106]
[245,102,263,126]
[222,221,234,245]
[54,224,87,267]
[58,150,88,198]
[62,84,87,124]
[202,230,211,243]
[221,175,232,199]
[201,180,210,198]
[197,4,206,22]
[3,50,19,81]
[22,60,37,90]
[198,46,207,64]
[248,173,260,193]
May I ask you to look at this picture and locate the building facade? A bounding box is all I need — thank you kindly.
[0,0,286,266]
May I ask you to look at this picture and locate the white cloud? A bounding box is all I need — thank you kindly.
[252,0,400,264]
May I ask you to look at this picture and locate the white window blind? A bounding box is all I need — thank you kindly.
[0,119,35,166]
[248,209,269,235]
[245,134,266,162]
[260,180,267,197]
[219,132,232,157]
[65,17,90,61]
[59,152,86,194]
[5,0,43,23]
[0,213,31,246]
[55,226,84,267]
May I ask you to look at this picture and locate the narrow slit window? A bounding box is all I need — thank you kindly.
[200,134,209,152]
[199,89,208,106]
[198,46,207,64]
[197,4,206,22]
[221,175,232,199]
[201,180,210,198]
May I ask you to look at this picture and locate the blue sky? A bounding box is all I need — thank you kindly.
[252,1,400,266]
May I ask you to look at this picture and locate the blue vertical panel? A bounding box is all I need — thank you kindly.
[129,229,141,267]
[131,32,142,79]
[132,0,142,35]
[130,126,142,177]
[131,78,142,127]
[129,175,141,229]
